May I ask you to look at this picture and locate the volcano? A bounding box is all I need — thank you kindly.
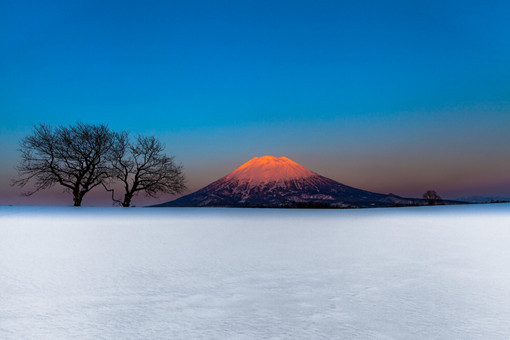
[156,156,424,208]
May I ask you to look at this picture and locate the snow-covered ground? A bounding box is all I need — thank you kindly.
[1,204,510,339]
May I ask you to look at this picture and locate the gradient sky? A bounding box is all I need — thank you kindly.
[1,0,510,205]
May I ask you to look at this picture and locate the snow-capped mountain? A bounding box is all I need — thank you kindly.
[156,155,423,208]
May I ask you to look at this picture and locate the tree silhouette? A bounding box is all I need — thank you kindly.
[12,123,115,206]
[422,190,444,205]
[105,133,186,207]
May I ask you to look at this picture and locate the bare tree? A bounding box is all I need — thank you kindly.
[105,133,186,207]
[12,123,115,206]
[422,190,444,205]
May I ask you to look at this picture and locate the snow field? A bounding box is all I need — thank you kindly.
[1,205,510,339]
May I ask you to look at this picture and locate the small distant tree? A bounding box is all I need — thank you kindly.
[422,190,444,205]
[12,123,115,206]
[105,133,186,207]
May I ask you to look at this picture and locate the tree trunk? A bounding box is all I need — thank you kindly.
[73,193,83,206]
[122,193,132,207]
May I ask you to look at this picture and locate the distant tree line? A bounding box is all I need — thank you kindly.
[12,123,186,206]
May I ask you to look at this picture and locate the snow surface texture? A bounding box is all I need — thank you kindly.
[1,204,510,339]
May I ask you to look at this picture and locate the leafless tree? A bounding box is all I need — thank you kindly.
[422,190,444,205]
[12,123,115,206]
[105,133,186,207]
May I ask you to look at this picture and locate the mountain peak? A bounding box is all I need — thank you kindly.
[156,155,424,208]
[225,155,316,184]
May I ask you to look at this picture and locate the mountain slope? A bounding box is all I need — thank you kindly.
[156,156,423,208]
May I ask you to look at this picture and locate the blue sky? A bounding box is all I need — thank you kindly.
[1,1,510,205]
